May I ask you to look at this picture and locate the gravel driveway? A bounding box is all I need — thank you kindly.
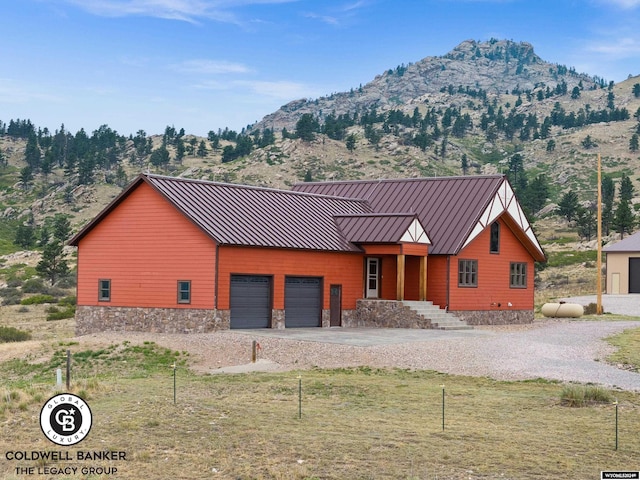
[79,319,640,391]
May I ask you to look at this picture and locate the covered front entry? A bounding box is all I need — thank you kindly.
[285,276,322,327]
[230,275,272,329]
[364,251,428,301]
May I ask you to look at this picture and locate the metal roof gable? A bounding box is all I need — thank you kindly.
[70,174,371,252]
[334,213,431,245]
[293,175,545,261]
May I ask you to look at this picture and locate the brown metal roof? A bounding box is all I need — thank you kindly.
[70,174,372,252]
[334,213,419,244]
[293,175,506,255]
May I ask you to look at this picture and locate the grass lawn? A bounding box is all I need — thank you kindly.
[1,343,639,480]
[607,326,640,372]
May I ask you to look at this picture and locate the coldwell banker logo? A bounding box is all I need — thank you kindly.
[40,394,92,446]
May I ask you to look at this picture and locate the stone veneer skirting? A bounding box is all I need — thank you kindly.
[75,306,230,335]
[452,309,533,325]
[76,302,532,335]
[344,300,433,328]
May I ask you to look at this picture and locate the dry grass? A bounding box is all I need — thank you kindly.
[607,327,640,372]
[0,354,639,479]
[1,279,639,479]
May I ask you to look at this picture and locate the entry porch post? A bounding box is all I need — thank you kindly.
[419,255,427,301]
[396,254,405,301]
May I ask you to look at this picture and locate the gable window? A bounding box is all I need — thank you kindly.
[178,281,191,304]
[458,260,478,287]
[510,263,527,288]
[490,221,500,253]
[99,279,111,302]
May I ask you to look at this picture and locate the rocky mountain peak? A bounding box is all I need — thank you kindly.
[253,39,596,132]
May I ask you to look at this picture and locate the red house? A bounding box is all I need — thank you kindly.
[70,173,545,334]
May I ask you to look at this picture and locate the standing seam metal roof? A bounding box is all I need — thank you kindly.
[145,174,372,251]
[334,214,419,244]
[293,175,506,255]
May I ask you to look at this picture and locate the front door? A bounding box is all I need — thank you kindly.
[330,284,342,326]
[366,258,380,298]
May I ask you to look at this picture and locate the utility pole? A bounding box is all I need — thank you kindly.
[597,153,603,315]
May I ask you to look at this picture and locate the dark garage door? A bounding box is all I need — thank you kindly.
[630,258,640,293]
[285,277,322,328]
[230,275,271,329]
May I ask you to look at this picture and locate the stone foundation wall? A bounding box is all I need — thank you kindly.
[75,306,229,335]
[271,309,286,329]
[345,300,433,328]
[452,309,533,325]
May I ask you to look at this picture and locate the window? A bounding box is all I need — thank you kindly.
[510,263,527,288]
[178,281,191,304]
[490,221,500,253]
[458,260,478,287]
[99,279,111,302]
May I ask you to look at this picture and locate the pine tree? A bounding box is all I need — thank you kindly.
[295,114,319,141]
[601,176,615,235]
[15,224,35,249]
[576,206,597,240]
[461,154,468,175]
[630,134,639,152]
[53,214,71,243]
[522,174,549,215]
[614,174,635,238]
[197,140,208,157]
[36,241,69,285]
[558,190,579,222]
[546,139,556,152]
[345,134,357,152]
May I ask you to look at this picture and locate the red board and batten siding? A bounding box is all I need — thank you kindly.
[446,216,534,311]
[217,246,364,310]
[76,182,217,309]
[426,256,448,307]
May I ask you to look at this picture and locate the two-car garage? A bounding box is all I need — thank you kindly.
[230,275,322,329]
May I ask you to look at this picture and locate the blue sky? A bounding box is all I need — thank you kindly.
[1,0,639,137]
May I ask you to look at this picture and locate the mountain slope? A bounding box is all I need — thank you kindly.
[254,39,602,132]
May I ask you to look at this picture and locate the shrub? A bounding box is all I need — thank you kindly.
[561,384,613,407]
[0,326,32,343]
[22,278,48,294]
[21,294,56,305]
[46,305,75,321]
[55,275,77,289]
[58,296,77,307]
[0,287,22,306]
[6,277,23,288]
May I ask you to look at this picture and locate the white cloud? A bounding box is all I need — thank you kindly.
[588,36,640,57]
[170,59,252,74]
[191,78,318,99]
[54,0,298,23]
[0,78,64,103]
[596,0,640,8]
[303,12,339,26]
[237,79,316,99]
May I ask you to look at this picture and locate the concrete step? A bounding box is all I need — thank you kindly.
[401,301,473,330]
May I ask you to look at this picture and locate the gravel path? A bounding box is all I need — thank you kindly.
[561,294,640,316]
[77,319,640,391]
